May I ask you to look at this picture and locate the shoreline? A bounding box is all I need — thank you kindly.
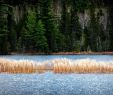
[9,51,113,55]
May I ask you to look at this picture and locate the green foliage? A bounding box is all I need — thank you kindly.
[1,1,113,54]
[21,10,48,52]
[88,8,98,51]
[24,10,36,50]
[34,20,48,52]
[41,0,65,52]
[108,7,113,51]
[0,4,9,54]
[76,0,90,12]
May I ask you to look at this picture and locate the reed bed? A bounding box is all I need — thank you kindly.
[0,58,46,73]
[53,59,113,73]
[0,58,113,74]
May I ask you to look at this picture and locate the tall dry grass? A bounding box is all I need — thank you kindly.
[0,58,113,74]
[0,58,46,73]
[53,58,113,73]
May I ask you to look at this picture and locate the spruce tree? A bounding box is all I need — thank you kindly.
[0,4,9,54]
[42,0,64,52]
[34,20,48,52]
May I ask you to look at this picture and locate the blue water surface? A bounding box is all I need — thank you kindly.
[1,54,113,62]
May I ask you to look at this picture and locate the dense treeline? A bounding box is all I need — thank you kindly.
[0,0,113,54]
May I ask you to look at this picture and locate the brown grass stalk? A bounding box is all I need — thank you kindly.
[0,58,113,74]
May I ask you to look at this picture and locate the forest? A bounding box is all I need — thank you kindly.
[0,0,113,54]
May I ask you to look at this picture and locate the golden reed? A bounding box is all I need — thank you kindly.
[0,58,113,74]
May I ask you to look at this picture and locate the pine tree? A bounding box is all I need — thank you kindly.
[88,7,98,51]
[7,5,17,51]
[41,0,65,52]
[108,7,113,51]
[24,9,36,51]
[0,4,9,54]
[21,9,48,52]
[34,20,48,52]
[70,0,82,51]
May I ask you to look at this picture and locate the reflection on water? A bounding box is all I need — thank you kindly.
[1,54,113,61]
[0,55,113,95]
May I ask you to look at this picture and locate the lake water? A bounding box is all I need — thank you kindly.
[0,55,113,95]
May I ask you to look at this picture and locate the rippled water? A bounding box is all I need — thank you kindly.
[0,55,113,95]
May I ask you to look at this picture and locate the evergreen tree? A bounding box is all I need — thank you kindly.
[108,7,113,51]
[7,5,17,51]
[34,20,48,52]
[0,4,9,54]
[70,0,82,51]
[1,0,113,54]
[21,9,48,52]
[42,0,64,52]
[24,9,36,51]
[88,7,98,51]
